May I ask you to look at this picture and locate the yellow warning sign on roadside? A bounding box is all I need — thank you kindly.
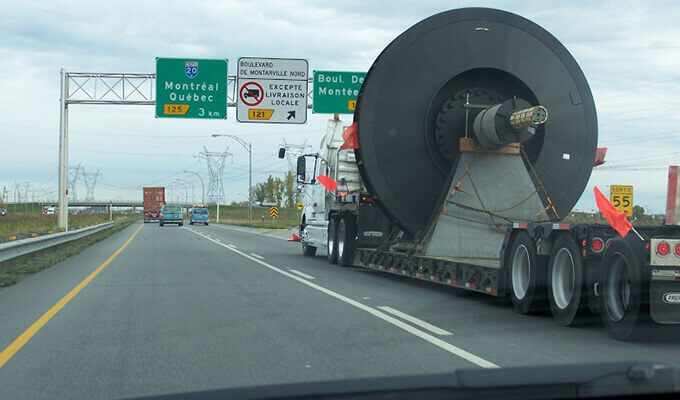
[610,185,633,217]
[269,206,279,219]
[296,202,303,210]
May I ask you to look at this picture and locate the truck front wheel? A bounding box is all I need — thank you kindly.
[327,217,339,264]
[548,236,586,326]
[337,217,357,267]
[600,236,649,341]
[509,232,548,314]
[302,243,317,256]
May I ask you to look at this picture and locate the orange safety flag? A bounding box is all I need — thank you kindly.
[594,186,632,237]
[316,175,338,192]
[339,122,359,151]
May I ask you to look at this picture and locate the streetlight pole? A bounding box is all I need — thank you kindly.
[211,134,252,222]
[177,178,195,204]
[183,170,205,205]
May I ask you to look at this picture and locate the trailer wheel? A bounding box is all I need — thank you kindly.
[327,217,339,264]
[548,235,585,326]
[337,217,357,267]
[600,236,649,341]
[509,232,547,314]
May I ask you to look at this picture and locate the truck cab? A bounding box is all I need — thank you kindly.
[293,117,389,264]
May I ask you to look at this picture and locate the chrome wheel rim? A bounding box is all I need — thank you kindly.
[512,244,531,300]
[552,248,575,310]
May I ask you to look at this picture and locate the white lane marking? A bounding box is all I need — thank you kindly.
[212,224,290,241]
[249,253,264,260]
[226,244,237,249]
[378,306,452,336]
[185,228,498,369]
[289,269,315,280]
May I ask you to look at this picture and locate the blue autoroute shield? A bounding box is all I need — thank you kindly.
[185,61,198,79]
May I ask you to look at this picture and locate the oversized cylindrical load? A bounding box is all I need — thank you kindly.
[354,8,598,236]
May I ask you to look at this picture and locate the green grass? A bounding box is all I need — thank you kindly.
[563,211,664,226]
[0,212,121,242]
[203,205,299,229]
[0,214,140,288]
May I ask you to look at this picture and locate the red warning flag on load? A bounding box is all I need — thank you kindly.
[593,147,607,167]
[339,122,359,151]
[594,186,632,237]
[316,175,338,192]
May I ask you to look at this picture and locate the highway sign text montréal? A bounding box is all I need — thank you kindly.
[155,58,228,119]
[236,57,308,124]
[313,71,366,114]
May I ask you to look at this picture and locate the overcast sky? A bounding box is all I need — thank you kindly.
[2,0,680,213]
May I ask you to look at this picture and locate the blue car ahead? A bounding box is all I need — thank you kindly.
[159,204,184,227]
[190,207,209,225]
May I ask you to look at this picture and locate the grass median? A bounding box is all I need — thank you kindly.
[204,205,299,229]
[0,214,140,288]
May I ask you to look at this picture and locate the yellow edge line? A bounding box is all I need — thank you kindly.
[0,223,143,370]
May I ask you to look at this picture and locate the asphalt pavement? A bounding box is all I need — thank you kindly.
[0,221,679,399]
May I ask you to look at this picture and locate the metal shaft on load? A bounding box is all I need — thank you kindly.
[509,106,548,130]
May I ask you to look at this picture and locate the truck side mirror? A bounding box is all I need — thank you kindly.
[296,156,306,182]
[278,148,286,159]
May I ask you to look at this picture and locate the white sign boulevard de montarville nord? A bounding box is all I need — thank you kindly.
[236,57,308,124]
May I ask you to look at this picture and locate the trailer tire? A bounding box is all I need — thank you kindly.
[600,236,649,341]
[160,222,164,227]
[337,217,357,267]
[548,235,586,326]
[509,232,548,314]
[327,217,339,264]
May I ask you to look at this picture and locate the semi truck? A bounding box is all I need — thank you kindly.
[287,8,680,340]
[143,187,165,223]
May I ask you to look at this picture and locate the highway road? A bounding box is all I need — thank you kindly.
[0,221,679,399]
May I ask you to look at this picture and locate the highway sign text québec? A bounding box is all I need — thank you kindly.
[313,71,366,114]
[155,58,228,119]
[237,57,308,124]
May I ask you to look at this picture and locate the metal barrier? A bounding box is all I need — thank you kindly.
[0,222,114,263]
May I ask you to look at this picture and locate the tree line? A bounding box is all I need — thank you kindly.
[230,171,297,207]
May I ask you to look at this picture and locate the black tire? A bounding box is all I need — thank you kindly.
[327,217,339,264]
[205,222,209,226]
[160,222,164,227]
[190,221,194,225]
[179,222,183,227]
[600,235,649,341]
[548,235,586,326]
[302,242,317,256]
[509,232,548,314]
[337,217,357,267]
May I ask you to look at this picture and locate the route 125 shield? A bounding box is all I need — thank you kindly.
[185,61,198,79]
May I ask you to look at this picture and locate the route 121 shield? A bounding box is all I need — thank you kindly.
[185,61,198,79]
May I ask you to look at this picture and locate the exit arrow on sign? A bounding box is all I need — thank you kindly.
[287,110,296,120]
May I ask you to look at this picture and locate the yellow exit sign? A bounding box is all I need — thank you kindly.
[348,100,356,111]
[248,109,274,120]
[610,185,633,217]
[164,104,190,115]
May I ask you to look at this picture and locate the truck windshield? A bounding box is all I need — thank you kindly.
[163,206,181,212]
[193,208,208,214]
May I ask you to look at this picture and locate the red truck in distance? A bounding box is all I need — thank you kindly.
[143,187,165,223]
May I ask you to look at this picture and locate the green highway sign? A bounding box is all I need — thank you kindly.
[155,58,228,119]
[312,71,366,114]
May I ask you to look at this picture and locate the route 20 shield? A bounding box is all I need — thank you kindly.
[185,61,198,79]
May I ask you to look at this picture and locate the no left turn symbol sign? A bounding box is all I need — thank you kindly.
[239,81,264,106]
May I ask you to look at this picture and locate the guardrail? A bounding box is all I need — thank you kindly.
[0,222,114,263]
